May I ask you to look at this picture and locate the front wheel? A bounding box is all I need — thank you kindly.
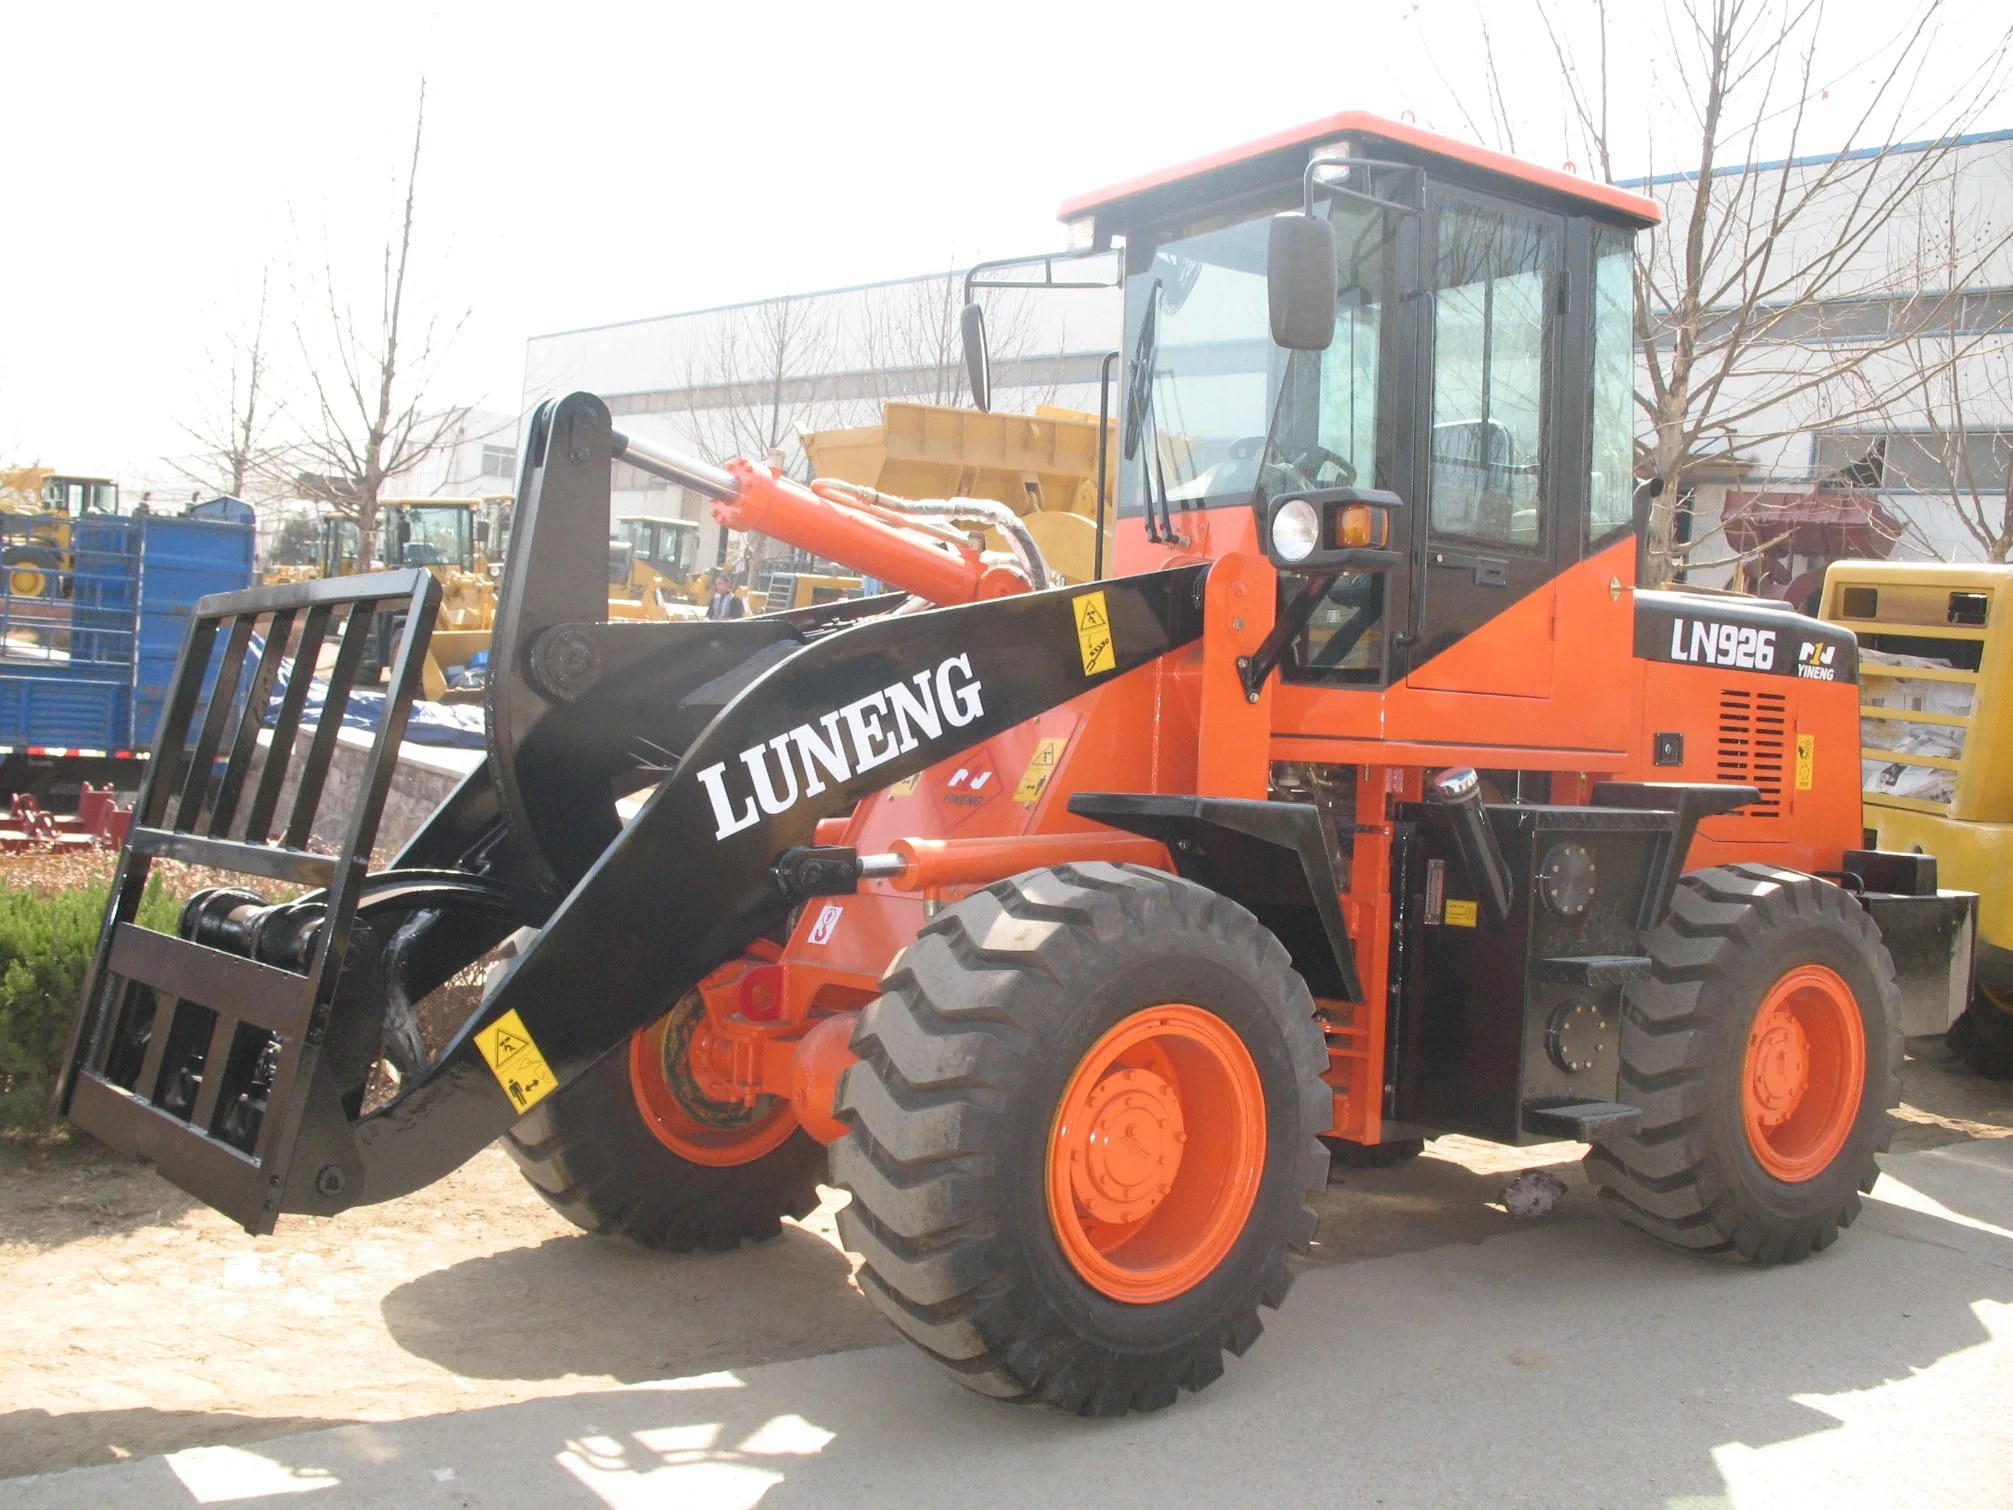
[504,991,826,1251]
[1586,864,1901,1263]
[833,863,1329,1416]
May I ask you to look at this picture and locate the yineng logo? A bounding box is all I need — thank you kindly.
[1796,640,1839,681]
[697,654,985,839]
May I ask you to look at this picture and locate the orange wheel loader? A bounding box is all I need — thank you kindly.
[58,113,1976,1417]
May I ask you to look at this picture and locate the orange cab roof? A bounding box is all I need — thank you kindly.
[1058,110,1661,229]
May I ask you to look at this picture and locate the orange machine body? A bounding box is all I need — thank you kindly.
[659,109,1862,1156]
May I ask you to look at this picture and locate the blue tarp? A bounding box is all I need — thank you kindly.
[296,684,489,749]
[258,640,488,749]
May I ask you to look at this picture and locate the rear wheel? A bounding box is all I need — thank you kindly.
[3,546,60,599]
[1946,985,2013,1080]
[1586,864,1901,1263]
[503,991,825,1250]
[833,863,1329,1416]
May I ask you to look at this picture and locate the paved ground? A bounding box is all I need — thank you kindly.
[4,1136,2010,1507]
[2,1050,2008,1508]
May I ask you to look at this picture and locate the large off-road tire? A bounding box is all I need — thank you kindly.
[1586,863,1902,1263]
[3,546,60,600]
[1946,986,2013,1080]
[832,863,1330,1416]
[503,993,825,1251]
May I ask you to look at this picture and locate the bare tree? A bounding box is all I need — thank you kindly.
[1895,326,2013,561]
[171,272,284,500]
[677,294,835,470]
[291,82,466,566]
[1480,0,2013,581]
[853,271,1065,418]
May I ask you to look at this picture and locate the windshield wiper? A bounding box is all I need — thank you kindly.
[1122,282,1176,544]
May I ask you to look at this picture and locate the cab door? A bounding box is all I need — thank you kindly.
[1405,191,1565,699]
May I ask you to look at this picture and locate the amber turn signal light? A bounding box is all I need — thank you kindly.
[1335,504,1385,549]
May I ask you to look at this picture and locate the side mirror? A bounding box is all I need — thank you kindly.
[960,301,992,413]
[474,520,491,548]
[395,514,412,546]
[1267,213,1337,351]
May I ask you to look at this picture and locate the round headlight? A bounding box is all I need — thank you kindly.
[1270,498,1321,563]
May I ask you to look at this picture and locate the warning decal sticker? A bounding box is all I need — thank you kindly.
[1796,734,1815,791]
[474,1008,557,1113]
[1073,591,1116,677]
[1014,735,1069,805]
[1443,899,1479,928]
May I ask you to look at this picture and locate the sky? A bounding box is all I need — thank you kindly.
[4,0,2008,494]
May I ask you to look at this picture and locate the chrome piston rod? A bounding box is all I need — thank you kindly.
[611,428,740,502]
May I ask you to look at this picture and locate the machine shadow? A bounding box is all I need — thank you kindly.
[0,1138,202,1252]
[0,1406,354,1482]
[379,1218,886,1385]
[218,1188,2013,1510]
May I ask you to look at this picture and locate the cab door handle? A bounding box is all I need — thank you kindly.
[1427,549,1509,587]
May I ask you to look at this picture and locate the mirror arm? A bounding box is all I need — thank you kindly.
[1302,155,1426,217]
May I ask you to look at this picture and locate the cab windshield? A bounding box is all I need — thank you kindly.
[1117,195,1396,519]
[393,506,473,569]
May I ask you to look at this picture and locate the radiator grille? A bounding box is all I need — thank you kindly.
[1716,688,1787,816]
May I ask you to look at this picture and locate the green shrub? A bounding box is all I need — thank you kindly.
[0,875,179,1131]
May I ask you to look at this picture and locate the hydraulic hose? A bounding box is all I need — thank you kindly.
[811,479,1057,591]
[610,428,1032,605]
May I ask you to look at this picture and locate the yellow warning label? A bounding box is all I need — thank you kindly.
[1444,899,1479,928]
[1073,591,1115,677]
[1014,735,1070,804]
[886,773,921,798]
[1795,734,1815,791]
[474,1008,557,1113]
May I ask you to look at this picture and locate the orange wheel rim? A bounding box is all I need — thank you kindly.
[1046,1004,1266,1304]
[629,1001,797,1168]
[1741,964,1865,1183]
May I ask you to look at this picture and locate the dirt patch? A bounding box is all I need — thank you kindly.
[0,1048,2004,1481]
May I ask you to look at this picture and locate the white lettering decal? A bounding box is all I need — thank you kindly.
[788,712,852,796]
[1716,623,1737,664]
[938,654,983,727]
[704,654,993,842]
[1670,620,1687,658]
[1756,630,1776,670]
[1734,626,1756,669]
[742,737,801,816]
[1690,620,1715,663]
[886,672,943,753]
[842,690,898,772]
[699,760,761,839]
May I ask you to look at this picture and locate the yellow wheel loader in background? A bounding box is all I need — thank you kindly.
[0,467,121,597]
[1822,559,2013,1078]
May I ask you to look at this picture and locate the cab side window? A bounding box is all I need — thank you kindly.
[1428,202,1556,552]
[1588,228,1637,544]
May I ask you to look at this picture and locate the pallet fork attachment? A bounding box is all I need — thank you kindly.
[59,570,441,1234]
[61,392,1206,1230]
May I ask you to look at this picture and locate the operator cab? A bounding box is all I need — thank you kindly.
[325,501,475,573]
[616,515,701,586]
[43,475,121,517]
[1063,112,1657,695]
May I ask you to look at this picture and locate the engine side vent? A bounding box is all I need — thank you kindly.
[1716,688,1787,817]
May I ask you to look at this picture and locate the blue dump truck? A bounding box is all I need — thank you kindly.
[0,508,256,802]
